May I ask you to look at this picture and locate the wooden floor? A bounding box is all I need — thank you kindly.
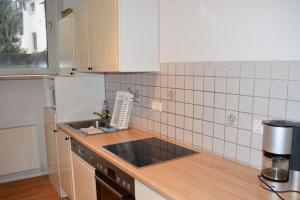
[0,176,63,200]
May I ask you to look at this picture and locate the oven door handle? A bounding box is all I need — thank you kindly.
[95,175,125,200]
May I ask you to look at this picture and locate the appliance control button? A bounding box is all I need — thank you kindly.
[126,184,131,190]
[122,180,126,187]
[116,177,120,182]
[96,163,100,168]
[100,165,103,170]
[104,168,108,174]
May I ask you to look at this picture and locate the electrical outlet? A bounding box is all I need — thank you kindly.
[253,120,263,134]
[152,101,162,112]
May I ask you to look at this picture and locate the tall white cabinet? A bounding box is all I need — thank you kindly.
[44,108,61,196]
[73,0,159,72]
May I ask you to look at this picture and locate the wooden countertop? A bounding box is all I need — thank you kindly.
[57,123,300,200]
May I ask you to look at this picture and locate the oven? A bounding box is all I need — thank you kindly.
[95,170,134,200]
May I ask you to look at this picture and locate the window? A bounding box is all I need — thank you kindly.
[0,0,58,75]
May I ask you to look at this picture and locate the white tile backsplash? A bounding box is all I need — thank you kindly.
[226,94,239,111]
[254,79,270,98]
[185,63,194,76]
[184,117,193,131]
[269,99,286,118]
[193,133,202,147]
[176,76,185,89]
[227,78,240,94]
[224,142,237,159]
[286,101,300,120]
[185,90,194,104]
[193,119,203,134]
[176,63,185,75]
[225,127,238,143]
[241,62,255,78]
[288,81,300,101]
[214,109,226,124]
[106,60,300,170]
[203,121,214,136]
[238,113,252,130]
[215,93,226,109]
[237,145,250,164]
[240,79,254,96]
[255,62,271,79]
[194,76,204,91]
[237,129,251,147]
[215,77,226,93]
[204,77,215,92]
[184,130,193,144]
[185,76,194,90]
[203,135,213,151]
[271,62,290,80]
[289,61,300,80]
[204,106,214,122]
[239,96,253,113]
[204,92,214,107]
[213,138,224,155]
[194,105,203,119]
[270,80,288,99]
[214,123,225,140]
[253,97,269,116]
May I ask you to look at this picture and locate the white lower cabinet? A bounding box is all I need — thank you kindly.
[57,130,75,200]
[72,152,97,200]
[135,180,166,200]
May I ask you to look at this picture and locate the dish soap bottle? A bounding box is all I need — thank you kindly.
[102,100,111,127]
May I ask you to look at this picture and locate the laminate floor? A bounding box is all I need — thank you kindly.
[0,176,64,200]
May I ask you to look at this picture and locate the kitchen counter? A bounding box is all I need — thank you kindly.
[57,123,300,200]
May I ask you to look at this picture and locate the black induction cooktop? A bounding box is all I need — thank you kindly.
[103,137,198,167]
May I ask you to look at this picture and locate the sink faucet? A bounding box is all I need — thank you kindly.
[93,112,104,119]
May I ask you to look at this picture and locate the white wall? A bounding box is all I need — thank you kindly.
[160,0,300,62]
[0,80,48,171]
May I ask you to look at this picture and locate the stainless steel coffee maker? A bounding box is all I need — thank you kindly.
[260,120,300,192]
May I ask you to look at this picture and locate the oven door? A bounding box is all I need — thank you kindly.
[95,172,134,200]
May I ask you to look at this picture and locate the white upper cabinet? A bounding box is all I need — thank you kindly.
[58,13,76,76]
[73,0,159,72]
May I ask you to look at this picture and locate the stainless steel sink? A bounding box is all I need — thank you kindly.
[65,120,118,136]
[66,119,105,129]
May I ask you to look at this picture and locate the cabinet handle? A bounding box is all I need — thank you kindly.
[53,130,58,133]
[88,67,93,71]
[70,72,74,75]
[65,137,70,141]
[71,68,76,71]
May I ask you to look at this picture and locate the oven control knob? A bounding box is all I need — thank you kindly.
[116,177,120,182]
[99,165,103,170]
[104,168,108,174]
[122,180,126,187]
[126,184,131,190]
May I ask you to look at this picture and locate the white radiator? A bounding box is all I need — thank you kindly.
[0,126,40,176]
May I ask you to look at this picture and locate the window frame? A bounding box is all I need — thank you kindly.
[0,0,59,75]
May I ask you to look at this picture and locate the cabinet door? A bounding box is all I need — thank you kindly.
[135,180,166,200]
[44,109,61,196]
[57,130,74,200]
[88,0,119,71]
[73,2,89,72]
[58,14,75,76]
[72,152,97,200]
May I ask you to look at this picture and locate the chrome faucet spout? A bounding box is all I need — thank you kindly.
[93,112,103,119]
